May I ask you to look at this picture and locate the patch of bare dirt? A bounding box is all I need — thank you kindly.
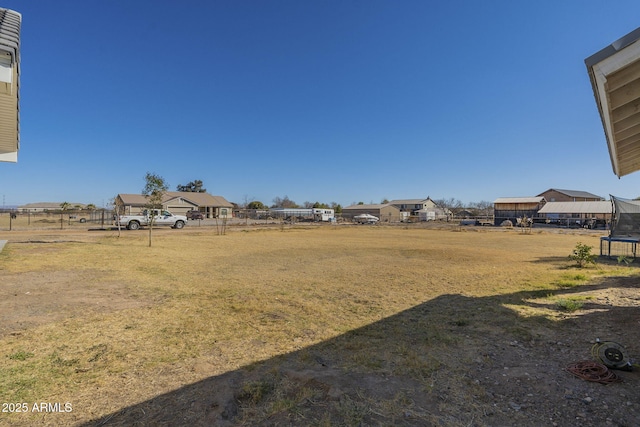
[0,270,148,338]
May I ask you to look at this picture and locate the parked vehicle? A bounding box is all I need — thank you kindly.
[312,208,335,222]
[353,214,380,224]
[114,209,187,230]
[186,210,204,220]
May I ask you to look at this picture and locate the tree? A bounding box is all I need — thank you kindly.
[330,202,342,214]
[176,179,206,192]
[434,198,463,220]
[271,195,298,208]
[143,172,169,247]
[247,201,265,210]
[111,196,122,237]
[59,201,71,229]
[468,200,493,217]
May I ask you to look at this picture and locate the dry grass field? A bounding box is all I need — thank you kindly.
[0,220,639,426]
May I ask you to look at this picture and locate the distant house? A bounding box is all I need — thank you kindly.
[19,202,86,212]
[493,197,546,225]
[342,203,401,222]
[389,198,437,215]
[116,192,233,219]
[388,198,443,221]
[537,189,604,202]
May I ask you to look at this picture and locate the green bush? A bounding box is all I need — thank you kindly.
[569,242,596,268]
[556,298,584,312]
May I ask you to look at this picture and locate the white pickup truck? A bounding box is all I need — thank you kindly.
[114,209,187,230]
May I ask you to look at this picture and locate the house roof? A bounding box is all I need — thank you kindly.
[19,202,86,209]
[118,192,233,207]
[586,27,640,178]
[537,189,603,200]
[493,197,545,204]
[343,203,394,210]
[538,201,612,214]
[389,198,433,205]
[165,192,233,207]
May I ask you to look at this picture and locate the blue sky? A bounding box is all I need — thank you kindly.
[2,1,640,208]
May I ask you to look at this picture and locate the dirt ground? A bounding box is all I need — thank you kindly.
[84,275,640,427]
[1,224,639,426]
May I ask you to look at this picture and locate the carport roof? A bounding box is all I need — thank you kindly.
[586,27,640,178]
[493,197,545,204]
[537,201,612,214]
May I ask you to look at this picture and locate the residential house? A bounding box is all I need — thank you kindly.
[537,189,604,202]
[19,202,86,212]
[0,8,21,163]
[116,192,234,219]
[585,26,640,178]
[389,198,437,214]
[389,198,441,221]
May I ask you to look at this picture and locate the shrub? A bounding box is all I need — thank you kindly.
[569,242,596,268]
[556,298,584,312]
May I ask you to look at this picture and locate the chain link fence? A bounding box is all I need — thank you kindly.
[0,209,115,231]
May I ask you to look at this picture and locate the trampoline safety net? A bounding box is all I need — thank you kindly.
[610,196,640,238]
[601,196,640,259]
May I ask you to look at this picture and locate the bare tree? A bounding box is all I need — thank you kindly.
[272,195,298,208]
[468,200,494,218]
[433,198,463,221]
[143,172,169,247]
[111,196,122,237]
[59,201,71,229]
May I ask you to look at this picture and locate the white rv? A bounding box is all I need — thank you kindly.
[312,208,335,222]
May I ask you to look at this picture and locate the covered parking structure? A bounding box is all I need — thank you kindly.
[493,197,545,226]
[342,203,402,223]
[537,201,612,228]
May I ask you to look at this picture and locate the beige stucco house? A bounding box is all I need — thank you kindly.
[116,192,234,219]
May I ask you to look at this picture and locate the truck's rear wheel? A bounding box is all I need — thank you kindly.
[128,221,140,230]
[174,220,185,229]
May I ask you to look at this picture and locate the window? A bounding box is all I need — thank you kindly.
[0,54,12,84]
